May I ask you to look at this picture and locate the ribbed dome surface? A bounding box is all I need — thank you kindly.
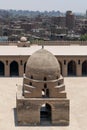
[25,48,60,80]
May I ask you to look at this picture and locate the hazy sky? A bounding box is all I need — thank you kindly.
[0,0,87,13]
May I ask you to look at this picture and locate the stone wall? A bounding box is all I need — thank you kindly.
[17,96,69,125]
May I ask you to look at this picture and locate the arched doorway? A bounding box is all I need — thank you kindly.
[68,60,76,76]
[0,61,5,76]
[24,62,26,73]
[10,61,19,76]
[40,103,51,125]
[82,61,87,76]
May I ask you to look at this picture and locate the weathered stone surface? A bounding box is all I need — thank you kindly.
[16,48,70,125]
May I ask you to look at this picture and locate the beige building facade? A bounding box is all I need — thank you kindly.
[0,45,87,77]
[0,55,87,77]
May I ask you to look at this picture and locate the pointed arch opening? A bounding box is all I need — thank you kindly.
[10,61,19,76]
[0,61,5,76]
[68,60,76,76]
[40,103,51,124]
[82,61,87,76]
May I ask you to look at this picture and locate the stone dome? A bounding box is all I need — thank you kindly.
[25,48,60,80]
[20,36,27,42]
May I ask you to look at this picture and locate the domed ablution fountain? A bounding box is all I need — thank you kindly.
[16,47,69,126]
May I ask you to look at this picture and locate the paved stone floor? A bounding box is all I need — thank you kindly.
[0,77,87,130]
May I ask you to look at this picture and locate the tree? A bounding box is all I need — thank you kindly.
[80,34,87,41]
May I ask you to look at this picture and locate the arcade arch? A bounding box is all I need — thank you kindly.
[82,60,87,76]
[0,61,5,76]
[68,60,76,76]
[10,61,19,76]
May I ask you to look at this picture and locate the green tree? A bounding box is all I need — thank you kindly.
[80,34,87,41]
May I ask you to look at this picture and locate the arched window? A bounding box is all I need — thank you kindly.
[68,60,76,76]
[10,61,19,76]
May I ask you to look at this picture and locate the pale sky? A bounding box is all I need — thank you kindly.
[0,0,87,13]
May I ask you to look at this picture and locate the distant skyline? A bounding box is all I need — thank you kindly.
[0,0,87,13]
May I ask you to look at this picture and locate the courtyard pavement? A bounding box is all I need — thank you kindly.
[0,77,87,130]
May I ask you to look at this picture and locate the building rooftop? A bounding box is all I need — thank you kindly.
[0,45,87,56]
